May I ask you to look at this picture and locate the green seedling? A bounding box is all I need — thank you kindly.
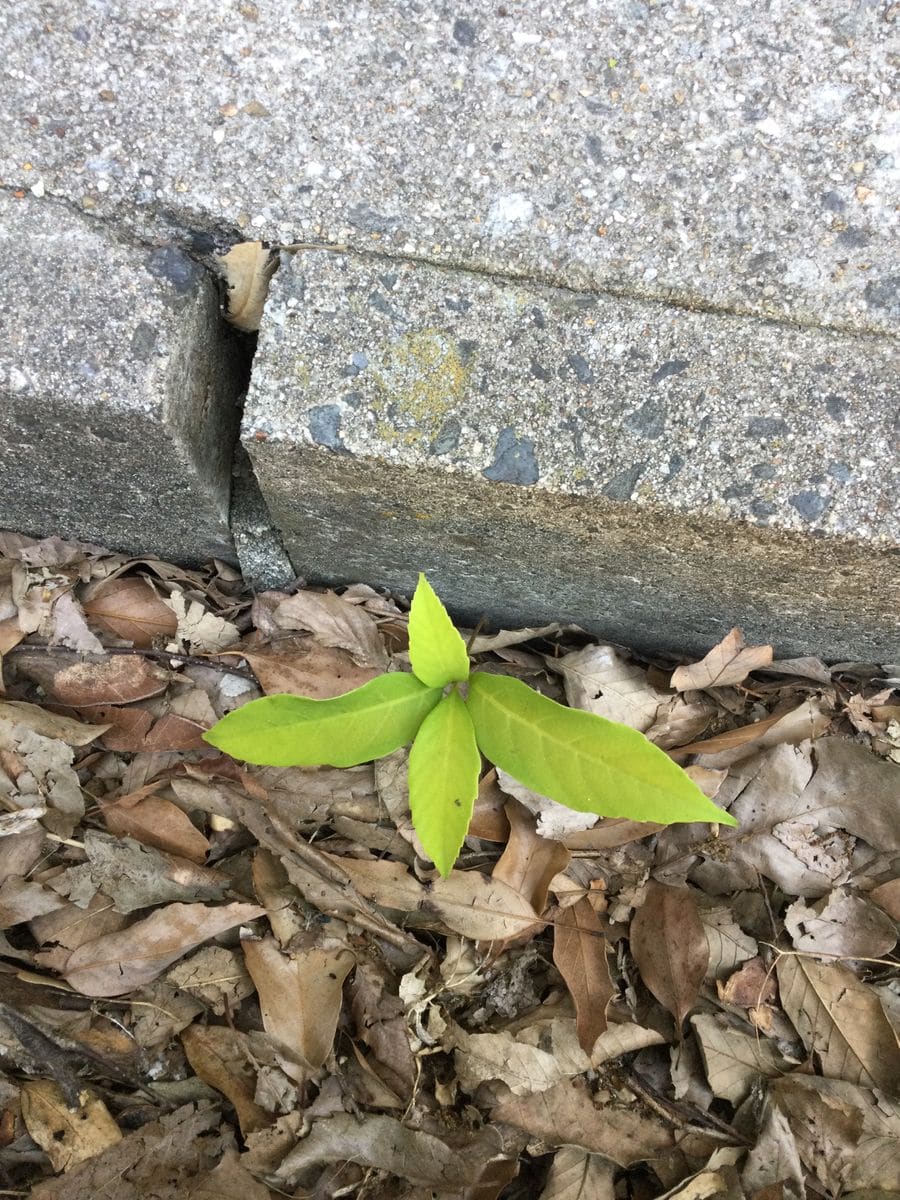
[204,574,737,876]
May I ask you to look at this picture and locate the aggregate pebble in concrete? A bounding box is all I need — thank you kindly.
[243,249,900,661]
[0,191,243,562]
[2,0,897,334]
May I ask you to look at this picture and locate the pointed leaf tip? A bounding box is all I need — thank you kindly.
[408,572,470,689]
[466,671,737,827]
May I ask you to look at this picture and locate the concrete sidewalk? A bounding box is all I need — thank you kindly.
[1,1,897,657]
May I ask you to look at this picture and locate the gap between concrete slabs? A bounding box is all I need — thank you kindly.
[240,245,900,663]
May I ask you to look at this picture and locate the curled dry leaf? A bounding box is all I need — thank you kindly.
[671,698,830,766]
[630,881,709,1031]
[164,591,239,653]
[671,627,773,691]
[242,934,355,1074]
[61,901,265,996]
[218,240,278,332]
[82,575,178,647]
[21,1081,121,1172]
[590,1022,667,1067]
[267,588,388,668]
[776,953,900,1090]
[492,799,570,937]
[552,898,614,1054]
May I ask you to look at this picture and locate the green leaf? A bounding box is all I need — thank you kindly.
[203,672,441,767]
[408,689,481,877]
[466,672,738,827]
[407,572,470,689]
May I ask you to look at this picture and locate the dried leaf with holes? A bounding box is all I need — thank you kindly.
[218,240,278,332]
[21,1082,121,1172]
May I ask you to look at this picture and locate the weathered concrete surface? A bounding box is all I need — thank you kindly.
[2,1,897,335]
[0,191,243,563]
[244,250,900,661]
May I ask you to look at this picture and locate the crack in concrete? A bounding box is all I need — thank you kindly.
[4,182,896,344]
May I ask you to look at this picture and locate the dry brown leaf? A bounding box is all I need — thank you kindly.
[771,1074,900,1194]
[452,1024,590,1096]
[0,876,65,927]
[492,1077,676,1165]
[180,1025,269,1135]
[562,818,663,851]
[251,849,308,946]
[539,1147,615,1200]
[0,701,109,746]
[21,1081,121,1172]
[468,770,512,841]
[50,830,227,914]
[0,614,26,655]
[691,1013,787,1104]
[776,954,900,1090]
[590,1021,667,1066]
[800,737,900,851]
[31,889,129,951]
[337,855,541,942]
[671,627,773,691]
[672,699,829,765]
[0,718,84,838]
[62,901,264,996]
[274,1112,495,1190]
[82,575,178,647]
[869,877,900,921]
[242,934,354,1074]
[268,589,388,668]
[741,1093,805,1198]
[492,799,570,935]
[31,654,170,707]
[168,945,255,1015]
[242,635,378,698]
[552,898,614,1053]
[630,881,709,1030]
[784,889,897,959]
[29,1102,223,1200]
[558,643,663,732]
[101,788,211,864]
[188,1149,274,1200]
[91,705,208,752]
[164,591,239,653]
[218,240,278,332]
[717,957,777,1010]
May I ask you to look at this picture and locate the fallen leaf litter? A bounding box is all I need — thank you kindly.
[0,529,897,1198]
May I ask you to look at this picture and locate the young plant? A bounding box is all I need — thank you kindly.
[204,574,737,876]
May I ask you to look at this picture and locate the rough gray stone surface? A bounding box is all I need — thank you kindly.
[0,191,242,563]
[244,250,900,660]
[230,445,295,591]
[2,1,897,335]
